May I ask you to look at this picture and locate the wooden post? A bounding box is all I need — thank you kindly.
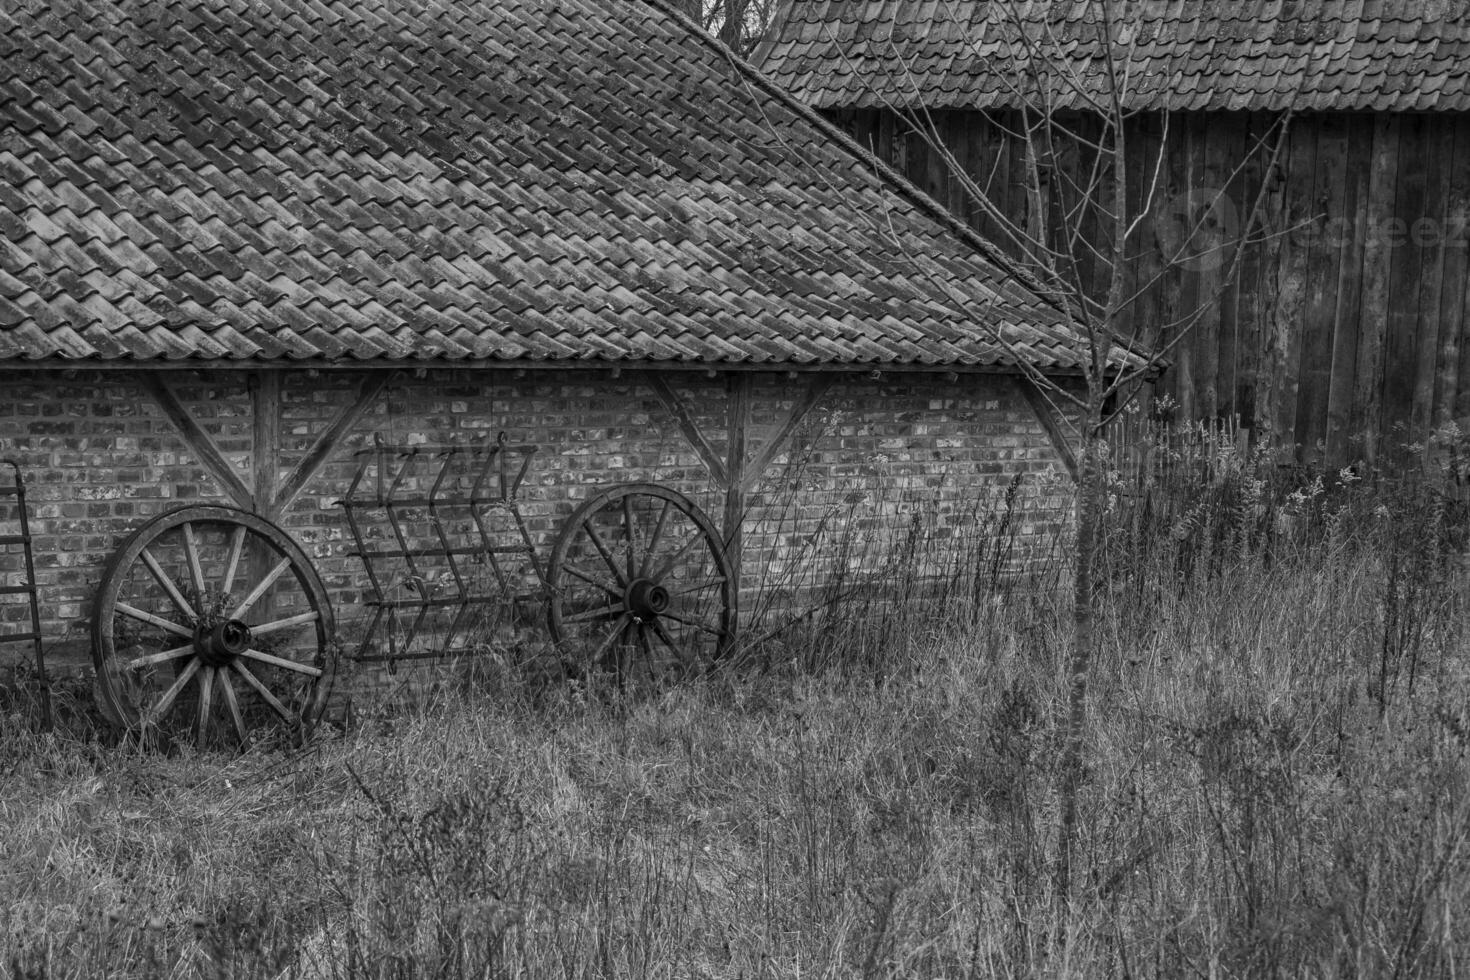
[645,371,837,641]
[1326,115,1372,465]
[723,374,751,624]
[251,371,282,519]
[1353,115,1402,465]
[249,370,283,617]
[1443,116,1470,424]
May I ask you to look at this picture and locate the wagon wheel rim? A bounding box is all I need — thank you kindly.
[547,484,736,687]
[91,505,336,748]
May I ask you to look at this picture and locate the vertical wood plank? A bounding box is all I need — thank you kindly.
[1444,116,1470,422]
[879,109,900,178]
[1233,111,1273,434]
[249,369,283,622]
[1327,114,1372,465]
[1195,113,1237,420]
[1267,119,1314,457]
[251,370,282,518]
[1413,115,1453,436]
[906,111,937,200]
[723,374,751,625]
[854,111,879,156]
[967,111,997,243]
[1383,113,1427,449]
[934,112,958,217]
[1123,114,1162,364]
[1212,113,1247,424]
[1299,115,1347,464]
[990,111,1014,245]
[1352,114,1401,464]
[1167,113,1197,420]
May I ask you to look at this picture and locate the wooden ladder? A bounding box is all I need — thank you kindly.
[1,459,52,729]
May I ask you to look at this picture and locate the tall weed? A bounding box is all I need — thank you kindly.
[5,426,1470,977]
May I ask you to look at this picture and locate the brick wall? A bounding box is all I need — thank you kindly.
[0,367,1075,694]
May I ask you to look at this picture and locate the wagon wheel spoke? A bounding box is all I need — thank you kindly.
[241,648,324,677]
[218,672,248,744]
[659,608,726,636]
[639,500,672,578]
[589,616,632,668]
[582,519,627,588]
[221,525,247,597]
[647,530,706,583]
[231,661,298,726]
[182,522,207,597]
[139,548,197,621]
[125,643,195,671]
[629,622,670,685]
[147,658,201,723]
[251,610,321,636]
[562,603,625,625]
[229,557,293,619]
[668,577,725,598]
[196,665,216,743]
[116,602,193,638]
[623,495,638,580]
[649,618,687,665]
[560,562,623,597]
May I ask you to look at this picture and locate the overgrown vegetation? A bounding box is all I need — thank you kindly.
[4,431,1470,978]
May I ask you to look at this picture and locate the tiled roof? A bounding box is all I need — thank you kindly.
[751,0,1470,111]
[0,0,1114,371]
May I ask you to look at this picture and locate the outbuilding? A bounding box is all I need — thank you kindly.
[0,0,1120,735]
[753,0,1470,465]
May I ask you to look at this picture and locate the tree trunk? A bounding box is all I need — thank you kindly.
[1055,406,1101,921]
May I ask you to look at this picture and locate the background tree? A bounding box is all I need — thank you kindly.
[752,0,1297,918]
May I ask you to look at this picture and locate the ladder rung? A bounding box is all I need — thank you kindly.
[0,487,21,497]
[0,534,30,546]
[0,631,41,643]
[0,584,36,595]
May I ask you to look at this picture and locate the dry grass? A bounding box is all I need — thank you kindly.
[4,451,1470,978]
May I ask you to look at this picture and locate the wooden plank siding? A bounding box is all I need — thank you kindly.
[1444,117,1470,424]
[826,108,1470,467]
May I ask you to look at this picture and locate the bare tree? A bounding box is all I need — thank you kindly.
[813,0,1295,918]
[701,0,781,55]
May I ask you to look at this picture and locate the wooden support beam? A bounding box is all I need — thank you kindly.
[740,376,835,492]
[251,370,282,518]
[1016,377,1080,481]
[646,374,729,486]
[723,374,751,629]
[276,372,392,515]
[139,372,254,510]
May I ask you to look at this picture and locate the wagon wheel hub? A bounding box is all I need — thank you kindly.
[193,619,252,667]
[625,578,670,622]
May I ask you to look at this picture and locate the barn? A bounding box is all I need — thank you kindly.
[753,0,1470,466]
[0,0,1121,737]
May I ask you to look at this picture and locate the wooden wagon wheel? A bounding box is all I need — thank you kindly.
[91,505,335,747]
[547,483,736,686]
